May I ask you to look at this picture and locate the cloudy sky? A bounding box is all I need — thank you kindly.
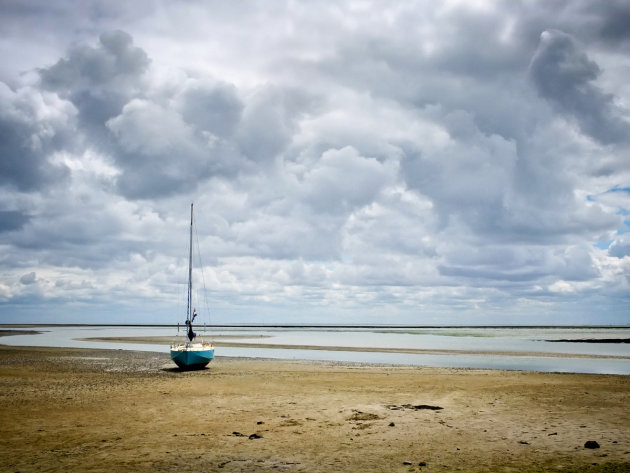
[1,0,629,325]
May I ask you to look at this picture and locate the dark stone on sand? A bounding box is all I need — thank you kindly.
[232,432,245,437]
[419,461,427,467]
[249,433,263,440]
[403,461,412,465]
[519,441,529,445]
[386,404,443,411]
[584,441,600,449]
[389,422,395,427]
[257,421,264,425]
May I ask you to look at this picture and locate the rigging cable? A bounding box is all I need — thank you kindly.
[193,213,212,331]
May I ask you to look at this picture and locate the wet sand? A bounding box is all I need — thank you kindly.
[0,345,628,473]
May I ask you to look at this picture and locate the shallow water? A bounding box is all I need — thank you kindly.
[1,325,629,374]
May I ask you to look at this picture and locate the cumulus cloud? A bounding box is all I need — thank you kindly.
[609,234,630,258]
[297,146,397,214]
[0,1,629,324]
[177,79,243,139]
[19,272,37,285]
[0,82,75,191]
[40,30,149,125]
[236,86,310,164]
[106,99,212,198]
[401,110,518,233]
[34,31,250,199]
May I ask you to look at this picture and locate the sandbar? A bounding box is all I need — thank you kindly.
[79,335,630,359]
[0,329,41,337]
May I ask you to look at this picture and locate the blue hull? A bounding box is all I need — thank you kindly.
[170,348,214,369]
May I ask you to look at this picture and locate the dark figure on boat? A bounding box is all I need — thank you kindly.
[185,320,196,342]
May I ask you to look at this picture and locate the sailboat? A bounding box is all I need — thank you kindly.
[170,203,215,369]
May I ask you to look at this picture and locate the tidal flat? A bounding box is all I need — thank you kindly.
[0,345,628,472]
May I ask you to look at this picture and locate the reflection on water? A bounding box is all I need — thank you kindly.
[1,326,629,374]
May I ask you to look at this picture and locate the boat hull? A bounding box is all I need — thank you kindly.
[170,345,214,369]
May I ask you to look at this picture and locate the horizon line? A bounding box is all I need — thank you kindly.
[1,323,629,329]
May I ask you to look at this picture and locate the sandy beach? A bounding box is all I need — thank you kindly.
[1,345,628,473]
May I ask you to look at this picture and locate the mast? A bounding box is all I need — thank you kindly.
[187,203,193,323]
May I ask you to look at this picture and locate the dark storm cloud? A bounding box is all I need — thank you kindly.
[0,210,31,233]
[580,0,630,45]
[41,30,149,90]
[311,5,541,142]
[312,1,629,149]
[529,29,629,144]
[40,30,149,131]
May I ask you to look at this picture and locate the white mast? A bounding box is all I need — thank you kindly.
[187,203,193,324]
